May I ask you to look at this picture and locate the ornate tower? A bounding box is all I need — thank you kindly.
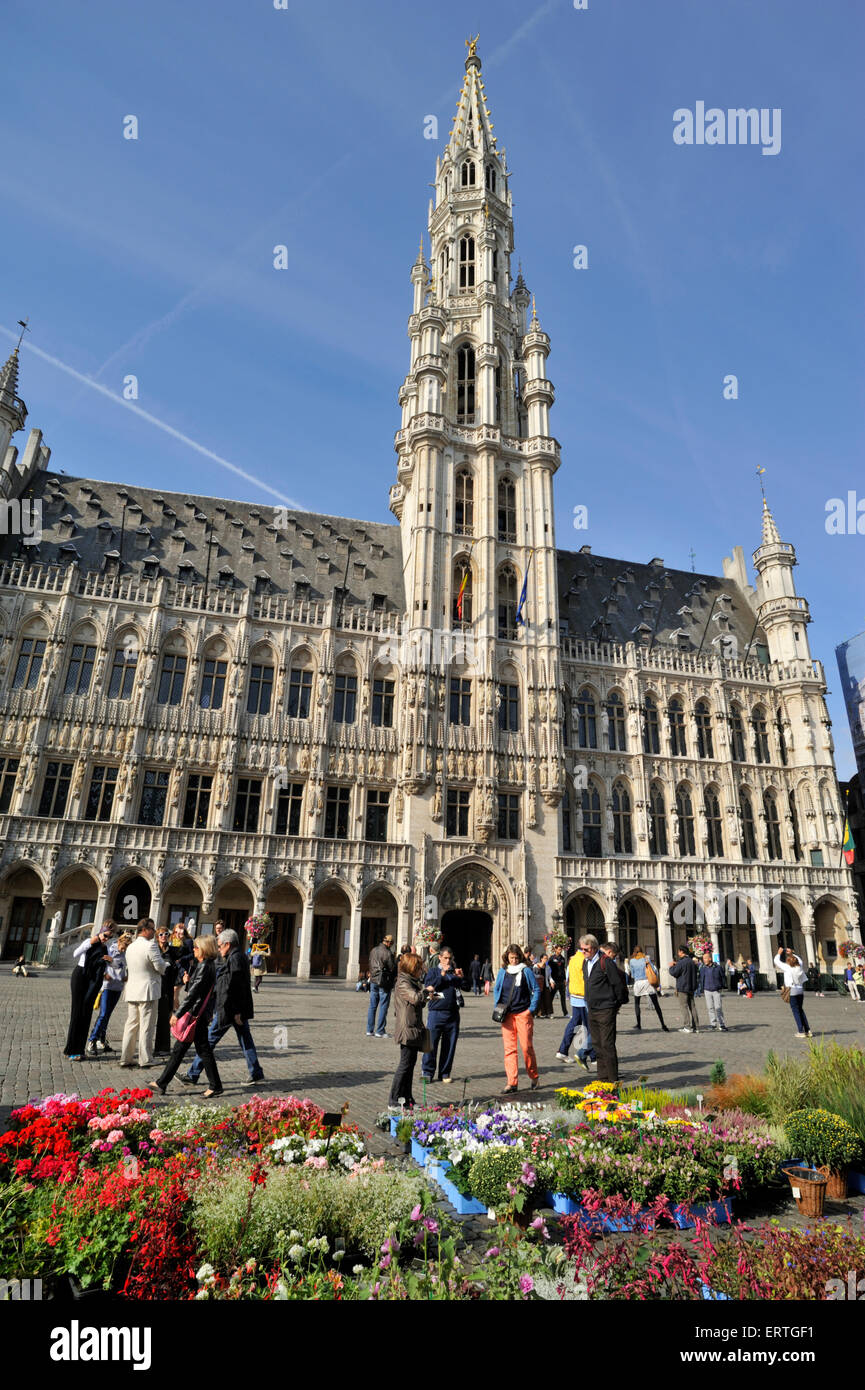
[390,39,565,934]
[0,347,28,496]
[752,496,813,666]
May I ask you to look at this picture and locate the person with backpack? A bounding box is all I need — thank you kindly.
[584,939,629,1083]
[669,948,700,1033]
[628,946,668,1032]
[367,934,397,1037]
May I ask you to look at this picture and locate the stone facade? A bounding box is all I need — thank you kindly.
[0,46,858,984]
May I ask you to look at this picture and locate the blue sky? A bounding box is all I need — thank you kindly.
[2,0,863,775]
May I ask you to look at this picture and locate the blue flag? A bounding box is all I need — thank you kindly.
[515,551,534,626]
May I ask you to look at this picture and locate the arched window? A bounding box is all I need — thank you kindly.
[668,698,687,756]
[485,164,496,192]
[497,674,519,732]
[617,900,639,956]
[454,469,474,535]
[764,791,782,860]
[612,782,633,854]
[649,783,667,856]
[576,689,597,749]
[561,784,573,853]
[605,692,627,751]
[458,236,475,289]
[739,789,758,859]
[581,784,602,858]
[452,559,473,626]
[729,703,746,762]
[11,626,48,691]
[752,705,770,763]
[705,788,724,858]
[775,711,788,766]
[695,700,714,759]
[460,161,475,188]
[456,344,475,423]
[497,478,516,542]
[643,695,660,754]
[439,245,450,287]
[495,361,502,424]
[247,645,275,716]
[497,566,518,639]
[676,786,696,855]
[789,791,802,862]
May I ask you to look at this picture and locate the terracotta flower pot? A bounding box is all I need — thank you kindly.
[824,1165,849,1200]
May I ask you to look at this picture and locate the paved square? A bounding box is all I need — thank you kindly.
[2,967,863,1135]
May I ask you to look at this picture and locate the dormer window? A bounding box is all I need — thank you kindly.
[460,160,475,187]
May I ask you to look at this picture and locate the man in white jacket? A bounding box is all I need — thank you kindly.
[120,920,168,1067]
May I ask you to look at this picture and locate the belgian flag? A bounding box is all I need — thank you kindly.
[843,814,855,866]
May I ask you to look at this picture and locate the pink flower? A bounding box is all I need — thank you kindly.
[107,1130,124,1144]
[519,1275,534,1294]
[410,1205,422,1221]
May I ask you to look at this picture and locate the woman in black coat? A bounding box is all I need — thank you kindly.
[153,927,178,1055]
[155,936,223,1096]
[63,924,113,1060]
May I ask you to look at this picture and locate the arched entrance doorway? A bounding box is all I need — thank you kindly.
[0,867,47,961]
[564,893,606,950]
[616,895,659,959]
[111,874,152,927]
[440,909,492,971]
[361,886,400,975]
[437,864,507,965]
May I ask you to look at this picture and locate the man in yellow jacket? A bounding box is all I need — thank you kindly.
[555,936,597,1070]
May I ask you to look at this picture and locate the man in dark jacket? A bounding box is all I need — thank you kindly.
[367,934,396,1038]
[669,948,700,1033]
[183,928,265,1086]
[698,952,728,1031]
[548,946,568,1017]
[583,939,629,1083]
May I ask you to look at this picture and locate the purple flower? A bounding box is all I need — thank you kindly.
[379,1255,391,1271]
[483,1247,501,1260]
[422,1218,438,1234]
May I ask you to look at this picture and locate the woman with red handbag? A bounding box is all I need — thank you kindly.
[154,934,223,1096]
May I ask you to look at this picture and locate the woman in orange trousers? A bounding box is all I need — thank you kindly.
[493,944,541,1093]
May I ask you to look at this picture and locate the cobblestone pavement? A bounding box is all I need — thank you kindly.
[2,967,864,1136]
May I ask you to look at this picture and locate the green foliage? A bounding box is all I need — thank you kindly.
[619,1085,697,1113]
[783,1109,864,1169]
[466,1146,528,1210]
[395,1116,414,1143]
[192,1165,427,1267]
[710,1060,727,1086]
[763,1051,816,1123]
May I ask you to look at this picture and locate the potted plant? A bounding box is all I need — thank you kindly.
[783,1108,864,1200]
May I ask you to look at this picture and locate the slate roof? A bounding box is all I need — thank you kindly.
[1,471,764,654]
[557,548,764,656]
[2,472,406,613]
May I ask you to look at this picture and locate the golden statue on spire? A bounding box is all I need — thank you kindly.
[466,34,479,57]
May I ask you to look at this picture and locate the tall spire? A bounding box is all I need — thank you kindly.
[447,36,497,157]
[761,495,780,545]
[0,346,27,436]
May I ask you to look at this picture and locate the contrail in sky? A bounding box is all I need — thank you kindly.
[0,328,301,509]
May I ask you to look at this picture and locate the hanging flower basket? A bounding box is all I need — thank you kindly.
[544,929,570,950]
[687,936,713,957]
[244,913,273,943]
[415,923,441,948]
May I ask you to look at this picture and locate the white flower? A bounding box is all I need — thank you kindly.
[352,1265,364,1275]
[289,1230,301,1241]
[288,1244,305,1262]
[196,1263,215,1283]
[272,1281,290,1300]
[333,1250,345,1263]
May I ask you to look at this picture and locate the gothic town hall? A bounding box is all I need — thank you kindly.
[0,45,858,986]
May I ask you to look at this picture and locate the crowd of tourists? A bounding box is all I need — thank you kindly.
[61,918,265,1097]
[371,933,832,1108]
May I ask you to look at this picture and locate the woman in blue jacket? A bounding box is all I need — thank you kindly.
[421,946,462,1084]
[494,944,541,1094]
